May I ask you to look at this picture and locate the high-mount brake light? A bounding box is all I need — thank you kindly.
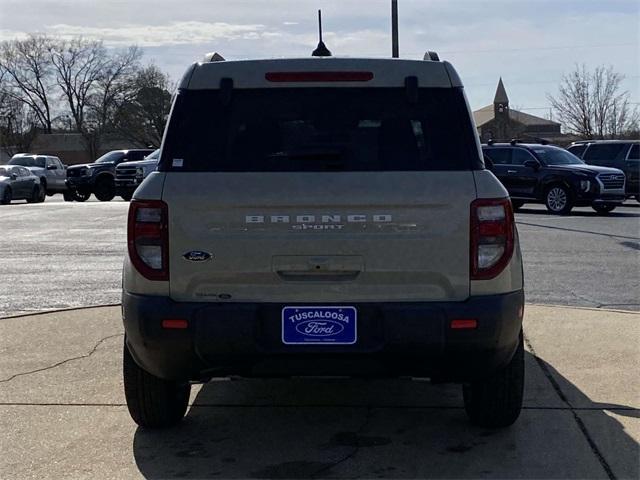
[128,199,169,281]
[265,71,374,83]
[470,198,514,280]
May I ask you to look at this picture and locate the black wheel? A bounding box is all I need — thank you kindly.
[120,192,133,201]
[39,178,47,195]
[463,331,524,428]
[37,184,46,202]
[592,204,616,215]
[511,200,524,211]
[63,190,74,202]
[1,188,12,205]
[544,184,573,215]
[123,339,190,428]
[71,190,91,202]
[94,176,115,202]
[27,185,41,203]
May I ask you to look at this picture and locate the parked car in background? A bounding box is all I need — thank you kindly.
[8,154,69,199]
[115,149,160,201]
[483,142,626,214]
[567,140,639,202]
[0,165,44,204]
[65,149,154,201]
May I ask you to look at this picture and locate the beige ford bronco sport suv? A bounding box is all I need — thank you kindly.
[122,55,525,429]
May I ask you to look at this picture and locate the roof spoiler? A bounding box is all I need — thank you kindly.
[423,51,440,61]
[202,52,225,63]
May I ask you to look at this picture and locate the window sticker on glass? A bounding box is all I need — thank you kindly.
[172,158,184,168]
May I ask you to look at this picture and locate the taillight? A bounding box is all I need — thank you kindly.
[470,198,514,280]
[128,199,169,281]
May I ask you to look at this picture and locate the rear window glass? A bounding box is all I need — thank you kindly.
[484,148,511,165]
[9,156,45,168]
[627,144,639,160]
[159,88,481,172]
[583,144,627,161]
[566,145,586,157]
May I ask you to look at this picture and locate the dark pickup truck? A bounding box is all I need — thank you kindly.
[66,149,154,201]
[483,142,626,214]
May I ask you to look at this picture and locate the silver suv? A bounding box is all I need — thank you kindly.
[122,56,525,429]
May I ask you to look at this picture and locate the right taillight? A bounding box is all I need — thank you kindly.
[127,199,169,281]
[470,198,514,280]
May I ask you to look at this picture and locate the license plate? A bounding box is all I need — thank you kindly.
[281,306,357,345]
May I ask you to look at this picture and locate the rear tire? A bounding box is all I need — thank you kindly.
[63,191,74,202]
[1,188,12,205]
[123,339,190,428]
[94,176,115,202]
[120,192,133,201]
[544,184,573,215]
[27,185,40,203]
[592,204,616,215]
[463,331,524,428]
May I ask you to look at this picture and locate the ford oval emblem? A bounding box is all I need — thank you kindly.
[294,319,345,337]
[183,251,212,262]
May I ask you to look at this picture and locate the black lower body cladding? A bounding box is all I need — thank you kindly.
[123,290,524,382]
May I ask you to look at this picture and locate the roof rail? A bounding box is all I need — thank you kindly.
[202,52,225,63]
[423,51,440,61]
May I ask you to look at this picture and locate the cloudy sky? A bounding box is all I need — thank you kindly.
[0,0,638,117]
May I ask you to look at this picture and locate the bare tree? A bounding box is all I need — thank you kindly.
[547,64,639,139]
[49,37,106,133]
[114,64,173,147]
[0,35,56,133]
[84,46,142,158]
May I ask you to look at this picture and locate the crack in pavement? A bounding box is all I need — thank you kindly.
[523,332,616,480]
[0,333,123,383]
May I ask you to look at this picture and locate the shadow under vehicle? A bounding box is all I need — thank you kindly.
[131,353,639,480]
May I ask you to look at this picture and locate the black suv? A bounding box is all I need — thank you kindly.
[567,140,639,201]
[66,149,154,201]
[483,143,626,214]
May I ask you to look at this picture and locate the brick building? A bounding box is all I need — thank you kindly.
[473,78,563,143]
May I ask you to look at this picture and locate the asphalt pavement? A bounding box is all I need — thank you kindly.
[0,196,638,316]
[1,305,638,479]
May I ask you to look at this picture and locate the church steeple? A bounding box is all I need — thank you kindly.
[494,77,509,105]
[493,77,510,123]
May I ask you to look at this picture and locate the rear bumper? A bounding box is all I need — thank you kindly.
[123,290,524,382]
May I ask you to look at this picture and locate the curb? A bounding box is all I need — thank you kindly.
[527,303,640,315]
[2,302,638,321]
[0,304,121,320]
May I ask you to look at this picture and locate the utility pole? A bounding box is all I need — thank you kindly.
[391,0,399,58]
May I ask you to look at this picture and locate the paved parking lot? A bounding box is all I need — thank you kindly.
[1,305,638,479]
[0,196,638,316]
[0,195,639,479]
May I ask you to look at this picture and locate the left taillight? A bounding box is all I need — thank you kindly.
[127,199,169,281]
[470,198,515,280]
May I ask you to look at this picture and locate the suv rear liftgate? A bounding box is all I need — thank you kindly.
[122,57,524,429]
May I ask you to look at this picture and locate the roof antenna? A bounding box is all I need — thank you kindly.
[312,10,332,57]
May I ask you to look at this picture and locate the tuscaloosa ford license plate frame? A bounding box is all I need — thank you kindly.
[281,306,357,345]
